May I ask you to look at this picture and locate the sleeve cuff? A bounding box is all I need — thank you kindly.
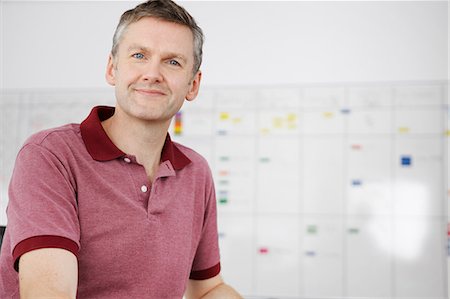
[13,235,79,272]
[189,262,221,280]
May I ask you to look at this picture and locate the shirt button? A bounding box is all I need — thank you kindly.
[123,157,131,163]
[141,185,148,193]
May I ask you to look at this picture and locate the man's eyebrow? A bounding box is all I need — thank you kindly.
[165,52,187,62]
[127,44,150,52]
[126,44,187,62]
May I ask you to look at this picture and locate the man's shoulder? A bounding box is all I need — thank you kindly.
[22,123,82,151]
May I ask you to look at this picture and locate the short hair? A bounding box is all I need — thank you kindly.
[111,0,204,74]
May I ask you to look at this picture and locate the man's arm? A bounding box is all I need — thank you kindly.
[185,274,242,299]
[18,248,78,299]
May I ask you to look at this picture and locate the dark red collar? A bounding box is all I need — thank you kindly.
[80,106,191,170]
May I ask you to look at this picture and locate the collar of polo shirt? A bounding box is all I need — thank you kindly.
[80,106,191,170]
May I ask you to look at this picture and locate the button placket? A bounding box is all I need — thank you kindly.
[141,185,148,193]
[147,179,160,216]
[121,156,151,204]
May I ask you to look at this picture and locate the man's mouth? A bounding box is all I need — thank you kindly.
[135,88,166,96]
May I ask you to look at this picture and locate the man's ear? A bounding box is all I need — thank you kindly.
[185,71,202,102]
[105,54,116,86]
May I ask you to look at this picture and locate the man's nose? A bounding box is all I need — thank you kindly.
[142,60,163,83]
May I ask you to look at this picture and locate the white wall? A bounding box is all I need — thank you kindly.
[1,1,448,89]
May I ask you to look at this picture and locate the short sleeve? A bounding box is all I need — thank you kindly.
[189,171,221,280]
[7,143,80,271]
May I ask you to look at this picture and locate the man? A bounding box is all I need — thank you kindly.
[0,1,242,298]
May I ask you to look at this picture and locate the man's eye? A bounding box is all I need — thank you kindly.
[132,53,145,59]
[169,60,181,66]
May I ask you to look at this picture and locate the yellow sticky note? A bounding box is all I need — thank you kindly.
[174,126,182,135]
[287,113,297,122]
[398,127,410,133]
[232,117,242,124]
[273,117,283,128]
[220,112,230,120]
[260,128,270,135]
[323,112,334,118]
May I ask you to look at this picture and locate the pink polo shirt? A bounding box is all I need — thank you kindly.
[0,106,220,298]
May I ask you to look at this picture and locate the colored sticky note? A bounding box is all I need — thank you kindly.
[305,251,316,257]
[307,225,318,234]
[398,127,410,133]
[219,198,228,204]
[174,112,183,135]
[447,239,450,256]
[260,128,270,135]
[348,228,359,234]
[323,112,334,118]
[218,170,229,176]
[232,117,242,124]
[401,155,412,166]
[287,113,297,122]
[219,191,228,197]
[273,117,283,128]
[259,247,269,255]
[259,157,270,163]
[352,179,363,186]
[220,112,230,120]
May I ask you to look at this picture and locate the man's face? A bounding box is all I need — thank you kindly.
[105,17,201,123]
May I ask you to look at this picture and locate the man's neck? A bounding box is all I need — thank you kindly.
[101,107,170,182]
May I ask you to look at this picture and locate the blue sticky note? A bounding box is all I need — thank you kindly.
[401,155,412,166]
[352,179,362,186]
[448,238,450,256]
[305,251,316,257]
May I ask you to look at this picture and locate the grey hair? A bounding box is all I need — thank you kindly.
[111,0,204,74]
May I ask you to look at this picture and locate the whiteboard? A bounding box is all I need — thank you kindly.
[0,81,448,298]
